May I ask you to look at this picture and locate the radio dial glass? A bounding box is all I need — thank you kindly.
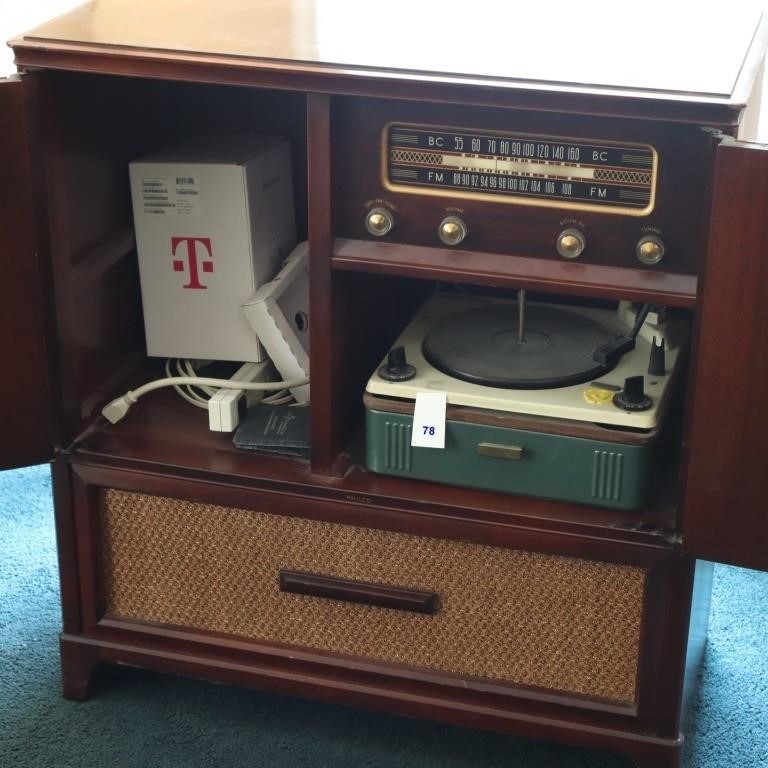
[384,123,657,216]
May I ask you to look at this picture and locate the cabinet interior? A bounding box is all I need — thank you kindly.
[33,69,696,537]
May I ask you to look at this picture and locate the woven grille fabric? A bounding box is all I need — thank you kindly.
[101,489,646,703]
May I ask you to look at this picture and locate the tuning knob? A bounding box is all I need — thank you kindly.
[556,228,586,259]
[613,375,653,412]
[365,207,394,237]
[378,346,416,381]
[636,234,665,265]
[438,216,467,246]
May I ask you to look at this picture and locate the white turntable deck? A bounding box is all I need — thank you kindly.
[366,293,687,430]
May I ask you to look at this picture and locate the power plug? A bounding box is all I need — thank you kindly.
[208,361,273,432]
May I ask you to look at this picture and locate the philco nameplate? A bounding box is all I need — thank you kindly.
[384,123,657,215]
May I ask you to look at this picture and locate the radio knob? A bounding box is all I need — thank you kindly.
[438,216,467,246]
[365,207,394,237]
[556,228,586,259]
[636,235,665,265]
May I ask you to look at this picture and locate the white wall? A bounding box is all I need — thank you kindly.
[0,0,82,76]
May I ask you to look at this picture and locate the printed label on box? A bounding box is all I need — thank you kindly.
[140,176,201,216]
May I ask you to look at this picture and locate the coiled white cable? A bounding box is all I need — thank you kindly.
[102,369,309,424]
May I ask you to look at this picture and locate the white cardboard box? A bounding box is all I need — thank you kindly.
[243,241,310,403]
[129,135,296,362]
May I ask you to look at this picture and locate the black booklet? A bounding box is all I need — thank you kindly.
[233,403,311,458]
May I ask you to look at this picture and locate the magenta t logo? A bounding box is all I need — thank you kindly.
[171,236,214,290]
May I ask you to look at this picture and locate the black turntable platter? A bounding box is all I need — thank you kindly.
[421,303,618,389]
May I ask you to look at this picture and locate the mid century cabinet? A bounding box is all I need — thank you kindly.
[2,3,768,766]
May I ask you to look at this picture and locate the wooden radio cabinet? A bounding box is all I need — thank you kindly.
[3,4,768,767]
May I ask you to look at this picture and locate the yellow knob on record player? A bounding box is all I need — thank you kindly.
[584,387,614,405]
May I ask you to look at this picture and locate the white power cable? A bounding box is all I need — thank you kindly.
[179,359,219,397]
[262,388,289,404]
[102,372,309,424]
[164,359,209,409]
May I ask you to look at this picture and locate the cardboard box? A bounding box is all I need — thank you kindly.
[129,135,296,362]
[243,241,310,403]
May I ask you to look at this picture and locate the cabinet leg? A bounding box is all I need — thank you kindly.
[60,636,99,701]
[628,739,683,768]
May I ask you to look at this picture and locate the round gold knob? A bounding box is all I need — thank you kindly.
[636,235,665,265]
[556,228,586,259]
[438,216,467,246]
[365,207,393,237]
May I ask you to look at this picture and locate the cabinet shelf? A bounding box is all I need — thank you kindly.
[70,383,677,548]
[332,238,698,307]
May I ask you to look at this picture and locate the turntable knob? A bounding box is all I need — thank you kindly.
[365,207,394,237]
[648,336,667,376]
[378,346,416,381]
[613,375,653,412]
[636,235,665,265]
[556,228,586,259]
[438,216,468,246]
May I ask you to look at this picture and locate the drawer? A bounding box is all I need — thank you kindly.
[99,488,647,705]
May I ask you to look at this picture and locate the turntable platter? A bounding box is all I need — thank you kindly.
[422,304,617,389]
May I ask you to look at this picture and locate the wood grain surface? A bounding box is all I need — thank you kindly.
[14,1,764,102]
[0,77,56,468]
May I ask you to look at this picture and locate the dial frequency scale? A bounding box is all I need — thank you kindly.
[384,124,657,215]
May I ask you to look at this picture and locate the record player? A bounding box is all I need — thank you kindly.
[364,292,688,510]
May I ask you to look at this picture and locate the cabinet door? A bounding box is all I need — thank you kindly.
[0,77,56,469]
[683,138,768,570]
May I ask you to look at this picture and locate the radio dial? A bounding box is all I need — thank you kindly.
[438,216,467,246]
[636,235,665,265]
[556,228,586,259]
[365,207,394,237]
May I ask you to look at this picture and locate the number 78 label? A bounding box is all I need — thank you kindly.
[410,392,447,449]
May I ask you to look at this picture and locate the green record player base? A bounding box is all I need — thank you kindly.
[365,406,656,511]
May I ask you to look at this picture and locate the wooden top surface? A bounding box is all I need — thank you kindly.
[10,0,767,107]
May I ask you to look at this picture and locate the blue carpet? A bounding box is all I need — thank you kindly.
[1,464,766,768]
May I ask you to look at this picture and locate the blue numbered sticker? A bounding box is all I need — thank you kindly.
[411,392,446,449]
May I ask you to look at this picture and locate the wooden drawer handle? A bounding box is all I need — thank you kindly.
[279,569,440,615]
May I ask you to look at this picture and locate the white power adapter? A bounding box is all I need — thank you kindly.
[208,361,273,432]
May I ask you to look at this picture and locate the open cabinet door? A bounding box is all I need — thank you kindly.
[683,137,768,571]
[0,76,56,469]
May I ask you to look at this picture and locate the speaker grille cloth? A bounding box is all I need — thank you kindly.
[100,489,646,703]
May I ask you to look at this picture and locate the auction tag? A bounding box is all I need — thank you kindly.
[411,392,447,449]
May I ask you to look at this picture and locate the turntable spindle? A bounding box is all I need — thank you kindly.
[518,289,526,344]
